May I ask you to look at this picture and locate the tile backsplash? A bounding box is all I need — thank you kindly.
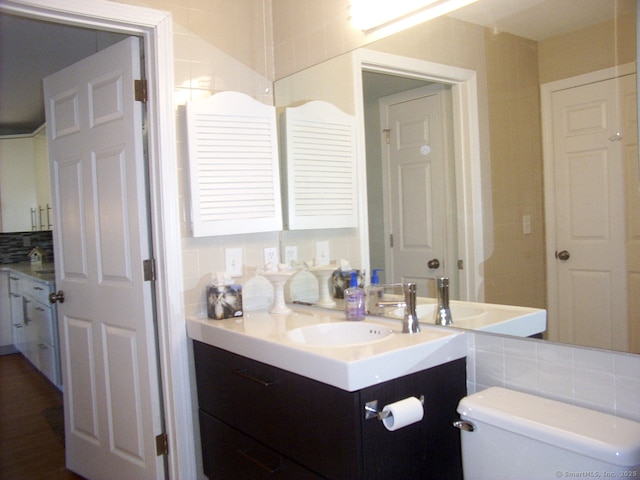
[0,231,54,264]
[466,332,640,422]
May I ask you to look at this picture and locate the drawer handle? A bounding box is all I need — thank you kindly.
[237,448,280,474]
[232,368,275,387]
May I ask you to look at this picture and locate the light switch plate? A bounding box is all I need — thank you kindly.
[316,241,330,266]
[522,214,531,235]
[285,245,298,265]
[225,248,243,277]
[264,247,279,266]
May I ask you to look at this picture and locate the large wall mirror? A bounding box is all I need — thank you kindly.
[274,0,639,355]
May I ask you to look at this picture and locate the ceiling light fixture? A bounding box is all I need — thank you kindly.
[350,0,478,33]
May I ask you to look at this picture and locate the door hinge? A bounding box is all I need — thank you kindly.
[156,433,168,456]
[458,259,464,270]
[135,79,148,103]
[389,233,394,248]
[143,259,156,282]
[383,129,391,144]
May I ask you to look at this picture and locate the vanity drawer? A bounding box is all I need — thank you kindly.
[28,300,56,345]
[8,273,22,295]
[199,410,324,479]
[21,277,52,305]
[37,341,61,388]
[193,341,362,479]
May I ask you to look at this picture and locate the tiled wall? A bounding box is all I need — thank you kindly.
[467,332,640,422]
[483,31,545,308]
[0,231,54,264]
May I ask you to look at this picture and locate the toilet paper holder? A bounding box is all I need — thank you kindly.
[364,395,424,420]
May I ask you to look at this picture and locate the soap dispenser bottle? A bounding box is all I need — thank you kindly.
[344,271,365,321]
[367,269,384,315]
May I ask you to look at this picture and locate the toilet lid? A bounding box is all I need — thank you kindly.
[457,387,640,467]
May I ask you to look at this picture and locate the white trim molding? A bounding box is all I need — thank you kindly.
[352,48,485,301]
[0,0,196,478]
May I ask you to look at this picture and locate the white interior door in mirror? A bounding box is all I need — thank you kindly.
[283,100,358,230]
[186,91,282,237]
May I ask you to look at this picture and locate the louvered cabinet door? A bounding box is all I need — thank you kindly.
[283,100,358,230]
[186,91,283,237]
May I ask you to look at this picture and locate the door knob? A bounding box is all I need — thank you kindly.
[427,258,440,269]
[556,250,570,261]
[49,290,65,304]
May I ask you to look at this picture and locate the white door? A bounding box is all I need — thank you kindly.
[44,37,165,480]
[549,75,631,351]
[381,84,455,297]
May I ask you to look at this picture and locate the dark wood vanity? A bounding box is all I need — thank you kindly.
[193,340,466,479]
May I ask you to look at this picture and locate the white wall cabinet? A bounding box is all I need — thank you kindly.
[186,91,282,237]
[282,100,358,230]
[0,125,50,232]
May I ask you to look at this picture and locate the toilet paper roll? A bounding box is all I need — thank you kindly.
[381,396,424,431]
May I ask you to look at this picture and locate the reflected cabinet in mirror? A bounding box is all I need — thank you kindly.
[274,0,639,354]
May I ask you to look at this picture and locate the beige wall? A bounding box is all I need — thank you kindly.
[538,11,636,84]
[484,32,545,307]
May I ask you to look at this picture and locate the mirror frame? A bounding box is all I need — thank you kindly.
[352,48,485,301]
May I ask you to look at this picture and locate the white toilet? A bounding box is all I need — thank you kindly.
[456,387,640,480]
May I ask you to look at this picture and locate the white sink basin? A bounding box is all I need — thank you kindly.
[287,321,393,347]
[187,309,467,391]
[391,303,487,322]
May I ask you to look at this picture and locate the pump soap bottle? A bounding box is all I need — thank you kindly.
[367,269,383,315]
[344,271,365,321]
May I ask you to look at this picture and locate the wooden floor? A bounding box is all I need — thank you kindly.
[0,353,84,479]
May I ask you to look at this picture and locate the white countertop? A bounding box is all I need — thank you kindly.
[404,298,547,338]
[1,261,55,284]
[187,307,467,392]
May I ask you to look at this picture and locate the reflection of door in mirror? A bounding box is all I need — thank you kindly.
[378,84,457,298]
[544,69,639,354]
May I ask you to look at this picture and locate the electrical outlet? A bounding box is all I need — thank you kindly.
[285,245,298,265]
[315,241,330,266]
[264,247,279,266]
[225,248,243,277]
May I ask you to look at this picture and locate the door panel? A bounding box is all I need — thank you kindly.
[382,84,454,297]
[550,76,629,351]
[44,36,165,479]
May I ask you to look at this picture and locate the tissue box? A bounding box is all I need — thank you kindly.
[331,269,365,299]
[207,284,243,320]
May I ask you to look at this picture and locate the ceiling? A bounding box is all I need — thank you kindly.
[0,0,634,136]
[0,15,126,136]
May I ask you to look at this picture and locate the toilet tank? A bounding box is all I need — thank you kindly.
[456,387,640,480]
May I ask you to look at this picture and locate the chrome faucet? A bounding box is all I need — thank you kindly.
[377,282,421,334]
[434,277,453,326]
